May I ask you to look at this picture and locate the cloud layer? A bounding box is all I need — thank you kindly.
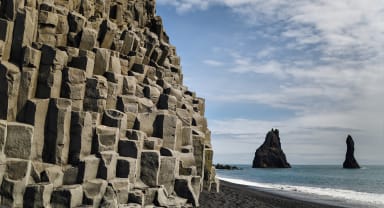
[159,0,384,62]
[158,0,384,164]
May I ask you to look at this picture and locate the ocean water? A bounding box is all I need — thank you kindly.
[217,165,384,208]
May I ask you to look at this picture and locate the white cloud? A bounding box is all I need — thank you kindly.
[210,109,384,164]
[282,2,381,60]
[205,39,384,110]
[158,0,384,164]
[204,50,384,164]
[256,47,276,59]
[159,0,384,62]
[203,59,224,67]
[222,51,288,78]
[157,0,210,13]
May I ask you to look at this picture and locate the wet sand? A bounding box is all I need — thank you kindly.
[199,180,346,208]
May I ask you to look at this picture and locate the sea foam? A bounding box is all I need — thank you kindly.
[218,177,384,208]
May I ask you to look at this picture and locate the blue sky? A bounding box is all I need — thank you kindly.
[156,0,384,165]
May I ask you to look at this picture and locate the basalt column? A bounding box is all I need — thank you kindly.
[0,0,218,207]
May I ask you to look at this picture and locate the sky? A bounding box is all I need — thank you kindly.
[156,0,384,165]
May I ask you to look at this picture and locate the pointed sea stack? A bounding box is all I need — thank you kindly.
[343,135,360,169]
[252,129,291,168]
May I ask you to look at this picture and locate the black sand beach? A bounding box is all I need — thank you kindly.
[199,180,346,208]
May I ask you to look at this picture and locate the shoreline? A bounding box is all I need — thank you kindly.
[199,180,347,208]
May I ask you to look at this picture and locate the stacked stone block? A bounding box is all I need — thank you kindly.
[0,0,218,207]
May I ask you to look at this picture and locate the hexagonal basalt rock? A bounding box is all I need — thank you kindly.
[0,0,218,206]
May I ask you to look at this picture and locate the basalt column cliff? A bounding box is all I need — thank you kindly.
[0,0,219,207]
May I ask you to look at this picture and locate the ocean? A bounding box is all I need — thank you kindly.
[217,165,384,208]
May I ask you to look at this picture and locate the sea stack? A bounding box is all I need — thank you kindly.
[0,0,218,206]
[252,129,291,168]
[343,135,361,169]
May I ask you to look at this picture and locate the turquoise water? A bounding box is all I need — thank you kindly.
[217,165,384,208]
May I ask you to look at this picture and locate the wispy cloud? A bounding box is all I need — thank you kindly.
[203,48,384,164]
[159,0,384,63]
[256,47,276,59]
[210,112,383,164]
[158,0,384,164]
[157,0,210,13]
[203,59,225,67]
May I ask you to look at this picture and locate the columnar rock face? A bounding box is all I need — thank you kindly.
[343,135,360,169]
[0,0,218,206]
[252,129,291,168]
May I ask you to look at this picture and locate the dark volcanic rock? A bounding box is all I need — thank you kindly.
[215,164,240,170]
[252,129,291,168]
[343,135,360,169]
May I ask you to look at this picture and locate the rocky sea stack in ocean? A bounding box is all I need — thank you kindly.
[343,135,360,169]
[0,0,218,206]
[252,129,291,168]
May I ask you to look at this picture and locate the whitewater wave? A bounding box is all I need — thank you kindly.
[218,177,384,207]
